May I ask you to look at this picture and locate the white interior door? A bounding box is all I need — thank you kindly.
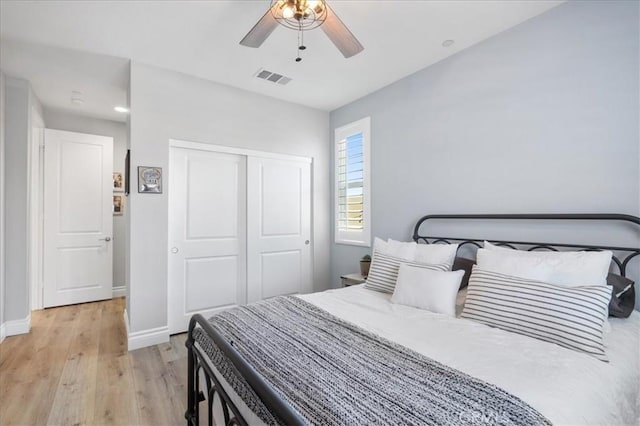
[43,129,113,308]
[168,147,247,334]
[247,156,312,303]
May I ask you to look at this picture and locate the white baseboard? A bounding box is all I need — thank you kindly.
[112,285,126,298]
[0,323,5,343]
[5,314,31,337]
[127,323,169,351]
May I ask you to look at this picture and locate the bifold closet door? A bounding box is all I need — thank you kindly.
[247,156,312,303]
[168,147,247,334]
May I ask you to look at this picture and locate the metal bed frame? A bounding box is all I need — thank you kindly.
[185,213,640,426]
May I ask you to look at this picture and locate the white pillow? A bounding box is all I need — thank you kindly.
[391,263,464,317]
[478,241,612,287]
[384,238,417,260]
[387,238,458,269]
[414,243,458,269]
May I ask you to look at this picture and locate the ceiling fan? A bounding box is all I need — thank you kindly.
[240,0,364,62]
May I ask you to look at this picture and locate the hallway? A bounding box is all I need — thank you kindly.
[0,298,188,426]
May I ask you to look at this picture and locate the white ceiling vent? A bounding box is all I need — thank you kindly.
[255,68,292,86]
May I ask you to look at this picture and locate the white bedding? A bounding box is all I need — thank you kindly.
[207,285,640,425]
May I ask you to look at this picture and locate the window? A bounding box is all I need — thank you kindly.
[335,117,370,246]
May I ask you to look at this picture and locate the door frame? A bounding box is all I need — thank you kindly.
[167,139,313,326]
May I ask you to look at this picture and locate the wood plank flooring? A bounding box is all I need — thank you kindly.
[0,298,189,426]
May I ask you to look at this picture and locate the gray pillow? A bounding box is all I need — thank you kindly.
[607,273,635,318]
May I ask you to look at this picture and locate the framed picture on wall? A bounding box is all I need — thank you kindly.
[138,166,163,194]
[113,172,124,192]
[113,195,124,216]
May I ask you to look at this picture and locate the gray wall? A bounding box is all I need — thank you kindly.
[330,0,639,306]
[3,77,44,323]
[43,109,128,291]
[128,62,330,334]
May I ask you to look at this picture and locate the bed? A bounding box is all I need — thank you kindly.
[185,214,640,426]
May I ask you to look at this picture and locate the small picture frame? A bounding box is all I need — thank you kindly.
[138,166,163,194]
[113,172,124,192]
[113,195,124,216]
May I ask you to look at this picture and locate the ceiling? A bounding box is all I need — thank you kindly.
[0,39,130,122]
[0,1,563,121]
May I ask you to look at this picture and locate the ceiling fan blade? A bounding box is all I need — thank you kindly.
[321,4,364,58]
[240,3,279,48]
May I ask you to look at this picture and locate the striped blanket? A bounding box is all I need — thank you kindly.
[193,296,551,426]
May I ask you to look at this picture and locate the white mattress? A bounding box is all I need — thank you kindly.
[207,285,640,425]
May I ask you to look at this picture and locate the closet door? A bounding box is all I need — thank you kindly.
[168,147,247,334]
[247,156,312,302]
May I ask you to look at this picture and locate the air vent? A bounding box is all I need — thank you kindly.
[255,68,292,86]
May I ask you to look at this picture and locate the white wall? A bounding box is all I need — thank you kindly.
[330,1,640,300]
[0,70,6,341]
[43,109,128,294]
[3,76,44,330]
[126,62,329,346]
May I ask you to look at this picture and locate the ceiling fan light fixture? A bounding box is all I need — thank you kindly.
[239,1,363,60]
[271,0,328,31]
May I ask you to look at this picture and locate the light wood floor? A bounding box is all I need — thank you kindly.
[0,298,189,426]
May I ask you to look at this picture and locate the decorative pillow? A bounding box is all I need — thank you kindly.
[607,273,636,318]
[364,250,448,294]
[478,241,612,287]
[461,267,612,362]
[391,264,464,317]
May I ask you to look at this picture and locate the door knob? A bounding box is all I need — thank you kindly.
[171,247,179,254]
[305,240,310,245]
[99,237,111,242]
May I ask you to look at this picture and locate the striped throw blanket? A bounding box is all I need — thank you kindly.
[194,296,551,426]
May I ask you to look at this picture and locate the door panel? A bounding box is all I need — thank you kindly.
[43,129,113,308]
[168,147,246,334]
[58,142,104,232]
[186,156,239,239]
[185,256,238,312]
[260,250,302,299]
[261,164,301,236]
[247,157,311,302]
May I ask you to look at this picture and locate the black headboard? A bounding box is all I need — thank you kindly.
[412,214,640,277]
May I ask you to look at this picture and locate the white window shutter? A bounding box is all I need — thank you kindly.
[334,117,371,247]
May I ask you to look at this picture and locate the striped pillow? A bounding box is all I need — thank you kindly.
[365,251,448,294]
[461,267,611,362]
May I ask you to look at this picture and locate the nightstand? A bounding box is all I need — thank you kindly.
[340,273,366,287]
